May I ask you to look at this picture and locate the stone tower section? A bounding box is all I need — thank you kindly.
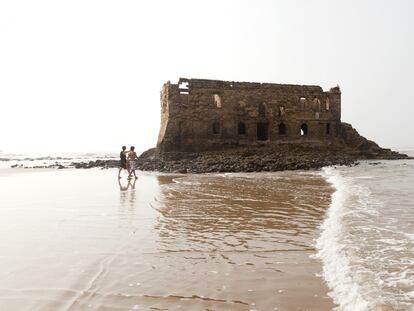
[157,78,342,152]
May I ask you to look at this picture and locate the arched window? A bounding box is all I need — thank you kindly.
[213,94,221,108]
[326,123,331,135]
[257,122,269,141]
[212,122,221,134]
[238,122,246,135]
[278,123,287,135]
[278,106,285,117]
[300,123,308,136]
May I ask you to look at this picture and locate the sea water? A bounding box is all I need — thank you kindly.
[0,151,118,169]
[316,157,414,311]
[0,150,413,310]
[0,167,333,310]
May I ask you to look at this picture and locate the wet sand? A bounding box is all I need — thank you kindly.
[0,168,334,310]
[0,167,56,176]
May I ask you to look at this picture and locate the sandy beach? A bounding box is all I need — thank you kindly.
[0,168,334,311]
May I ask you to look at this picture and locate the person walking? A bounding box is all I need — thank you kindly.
[127,146,138,179]
[118,146,129,179]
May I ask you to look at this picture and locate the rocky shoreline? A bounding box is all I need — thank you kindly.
[135,144,410,174]
[7,144,410,173]
[132,122,411,174]
[9,159,119,170]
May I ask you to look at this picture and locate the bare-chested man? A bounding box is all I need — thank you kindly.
[127,146,138,179]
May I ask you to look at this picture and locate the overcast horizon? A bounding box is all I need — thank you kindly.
[1,0,413,154]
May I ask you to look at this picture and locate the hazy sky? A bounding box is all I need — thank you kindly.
[1,0,413,153]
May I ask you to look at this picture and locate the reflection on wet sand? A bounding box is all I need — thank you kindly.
[142,172,335,311]
[119,178,137,209]
[0,170,334,311]
[154,173,331,251]
[118,178,137,192]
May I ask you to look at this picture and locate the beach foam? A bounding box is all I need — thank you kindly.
[318,162,414,311]
[316,167,369,311]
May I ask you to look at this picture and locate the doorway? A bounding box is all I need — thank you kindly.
[300,123,308,136]
[257,122,269,141]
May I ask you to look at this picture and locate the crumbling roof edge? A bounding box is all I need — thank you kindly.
[176,77,329,91]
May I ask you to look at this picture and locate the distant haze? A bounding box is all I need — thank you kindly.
[1,0,413,153]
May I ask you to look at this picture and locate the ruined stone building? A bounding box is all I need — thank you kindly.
[157,78,342,152]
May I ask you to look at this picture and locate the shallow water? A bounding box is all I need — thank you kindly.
[0,169,333,311]
[0,151,117,169]
[317,160,414,311]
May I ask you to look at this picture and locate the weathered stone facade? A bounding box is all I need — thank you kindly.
[157,78,342,152]
[136,77,409,173]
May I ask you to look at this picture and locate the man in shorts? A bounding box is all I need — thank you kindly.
[127,146,138,180]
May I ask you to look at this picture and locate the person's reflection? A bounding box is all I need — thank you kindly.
[128,178,136,207]
[118,177,137,209]
[118,177,137,192]
[130,178,136,190]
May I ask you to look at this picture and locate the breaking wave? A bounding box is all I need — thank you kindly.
[316,167,369,310]
[317,163,414,311]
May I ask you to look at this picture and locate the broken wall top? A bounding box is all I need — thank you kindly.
[173,77,336,94]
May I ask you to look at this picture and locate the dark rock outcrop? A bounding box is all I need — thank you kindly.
[136,122,409,174]
[71,159,119,169]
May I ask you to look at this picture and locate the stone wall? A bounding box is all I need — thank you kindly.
[157,78,342,152]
